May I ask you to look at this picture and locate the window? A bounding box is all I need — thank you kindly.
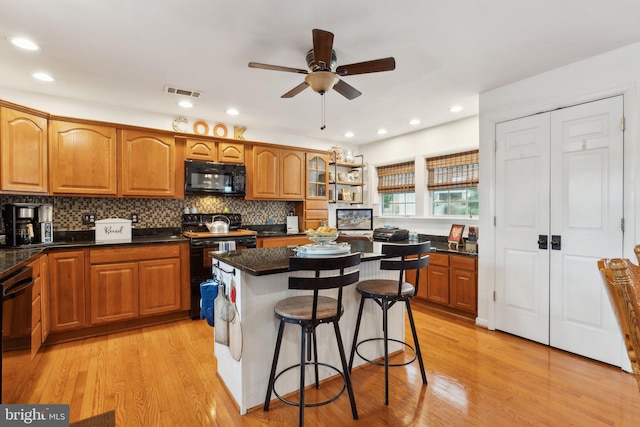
[426,150,479,217]
[433,187,478,217]
[377,161,415,216]
[382,192,416,215]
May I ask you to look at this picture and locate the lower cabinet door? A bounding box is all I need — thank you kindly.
[139,258,181,316]
[90,262,139,324]
[426,265,450,305]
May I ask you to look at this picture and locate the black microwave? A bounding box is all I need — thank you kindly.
[184,160,246,196]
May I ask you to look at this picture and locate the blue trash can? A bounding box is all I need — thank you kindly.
[200,279,219,327]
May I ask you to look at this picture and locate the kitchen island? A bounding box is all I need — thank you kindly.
[209,240,429,415]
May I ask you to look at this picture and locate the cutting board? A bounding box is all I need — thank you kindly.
[229,315,243,361]
[183,230,257,239]
[214,284,228,346]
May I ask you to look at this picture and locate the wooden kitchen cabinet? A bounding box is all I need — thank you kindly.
[408,251,478,317]
[0,106,48,193]
[257,235,312,248]
[90,262,139,324]
[449,255,477,313]
[88,244,183,325]
[48,250,87,332]
[30,256,42,358]
[119,129,178,197]
[185,137,216,161]
[40,254,50,343]
[138,258,181,316]
[49,120,117,195]
[306,153,328,200]
[218,140,244,163]
[249,145,304,200]
[183,138,244,163]
[296,199,329,231]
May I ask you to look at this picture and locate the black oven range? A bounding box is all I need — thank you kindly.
[181,213,257,319]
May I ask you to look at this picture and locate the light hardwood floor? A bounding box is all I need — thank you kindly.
[18,301,640,426]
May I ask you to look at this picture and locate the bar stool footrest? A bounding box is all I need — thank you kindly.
[272,362,347,408]
[354,337,418,367]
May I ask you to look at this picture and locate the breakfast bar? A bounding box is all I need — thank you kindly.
[208,242,411,414]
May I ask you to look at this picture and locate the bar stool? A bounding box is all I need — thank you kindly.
[348,241,430,405]
[264,252,361,426]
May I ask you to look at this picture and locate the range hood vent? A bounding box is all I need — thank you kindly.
[163,85,203,98]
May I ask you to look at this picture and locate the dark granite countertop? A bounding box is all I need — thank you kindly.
[0,228,189,279]
[210,240,387,276]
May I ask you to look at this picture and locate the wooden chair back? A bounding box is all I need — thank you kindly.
[598,257,640,392]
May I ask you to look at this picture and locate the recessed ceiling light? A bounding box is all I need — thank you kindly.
[178,100,193,108]
[226,108,239,116]
[409,119,420,125]
[32,72,53,82]
[449,105,463,113]
[377,129,387,135]
[8,37,39,51]
[344,131,354,138]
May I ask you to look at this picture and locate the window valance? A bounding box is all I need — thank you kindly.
[426,150,479,190]
[376,161,415,193]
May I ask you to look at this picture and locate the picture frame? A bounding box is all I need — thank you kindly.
[341,188,352,201]
[448,224,465,251]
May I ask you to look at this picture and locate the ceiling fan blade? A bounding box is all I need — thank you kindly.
[333,79,362,100]
[312,29,334,70]
[281,82,309,98]
[248,62,308,74]
[335,57,396,76]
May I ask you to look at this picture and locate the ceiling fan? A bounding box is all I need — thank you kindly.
[248,29,395,128]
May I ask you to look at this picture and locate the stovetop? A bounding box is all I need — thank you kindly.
[181,213,242,232]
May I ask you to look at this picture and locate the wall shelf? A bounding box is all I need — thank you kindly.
[329,152,365,204]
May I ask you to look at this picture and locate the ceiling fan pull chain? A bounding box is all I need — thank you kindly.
[321,93,326,130]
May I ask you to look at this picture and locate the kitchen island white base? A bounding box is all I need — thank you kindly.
[213,258,403,415]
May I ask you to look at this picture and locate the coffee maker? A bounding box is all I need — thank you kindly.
[2,203,53,246]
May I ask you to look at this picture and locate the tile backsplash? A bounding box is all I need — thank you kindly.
[0,195,296,233]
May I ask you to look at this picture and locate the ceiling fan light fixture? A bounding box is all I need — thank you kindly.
[305,71,338,94]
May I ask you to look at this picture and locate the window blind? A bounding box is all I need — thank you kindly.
[376,161,415,193]
[426,150,479,190]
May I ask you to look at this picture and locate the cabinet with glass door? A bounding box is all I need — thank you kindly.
[306,152,328,200]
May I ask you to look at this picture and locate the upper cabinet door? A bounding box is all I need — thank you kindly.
[252,145,279,198]
[305,153,328,200]
[218,141,245,163]
[0,107,48,193]
[49,120,117,195]
[279,148,305,200]
[119,130,177,197]
[185,138,216,161]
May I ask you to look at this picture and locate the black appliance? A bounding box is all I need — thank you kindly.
[182,213,256,319]
[1,266,34,403]
[2,203,53,247]
[184,160,246,196]
[373,227,409,241]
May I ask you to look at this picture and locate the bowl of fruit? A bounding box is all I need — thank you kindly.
[305,226,340,245]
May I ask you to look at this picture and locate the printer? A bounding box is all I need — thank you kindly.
[373,227,409,241]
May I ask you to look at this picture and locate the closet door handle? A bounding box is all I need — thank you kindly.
[538,235,548,250]
[551,235,561,250]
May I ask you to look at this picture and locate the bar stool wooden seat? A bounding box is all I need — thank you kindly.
[264,252,361,426]
[348,241,430,405]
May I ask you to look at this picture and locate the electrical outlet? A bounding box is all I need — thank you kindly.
[82,213,96,225]
[131,213,139,223]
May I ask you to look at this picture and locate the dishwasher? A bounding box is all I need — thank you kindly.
[1,265,34,403]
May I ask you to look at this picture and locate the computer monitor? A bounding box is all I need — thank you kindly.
[336,208,373,231]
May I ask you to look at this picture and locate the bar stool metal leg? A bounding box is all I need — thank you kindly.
[264,320,286,411]
[348,295,366,372]
[406,300,427,384]
[299,326,306,426]
[334,320,359,419]
[382,298,390,405]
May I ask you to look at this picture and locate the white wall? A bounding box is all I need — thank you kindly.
[353,116,479,236]
[478,41,640,328]
[0,87,331,151]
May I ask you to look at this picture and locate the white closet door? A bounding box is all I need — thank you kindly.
[549,96,624,365]
[495,113,551,344]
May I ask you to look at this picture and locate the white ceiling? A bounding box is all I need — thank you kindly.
[2,0,640,145]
